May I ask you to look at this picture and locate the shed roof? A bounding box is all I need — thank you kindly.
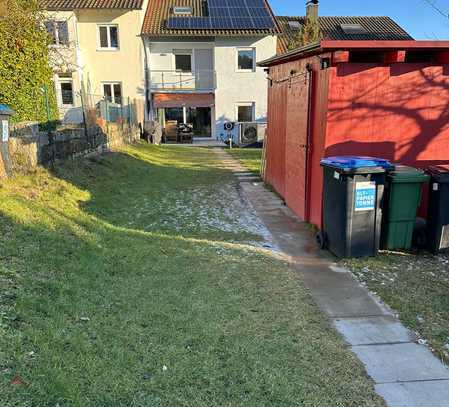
[259,40,449,67]
[141,0,279,37]
[276,16,413,54]
[42,0,144,10]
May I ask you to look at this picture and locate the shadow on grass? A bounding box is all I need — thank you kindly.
[0,144,385,406]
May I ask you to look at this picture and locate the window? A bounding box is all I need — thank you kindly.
[60,81,74,105]
[288,20,301,31]
[236,103,254,122]
[237,48,255,71]
[173,6,192,15]
[98,25,119,50]
[103,83,122,104]
[174,51,192,72]
[340,24,367,35]
[45,21,69,46]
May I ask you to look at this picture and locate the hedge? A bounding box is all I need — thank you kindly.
[0,0,58,123]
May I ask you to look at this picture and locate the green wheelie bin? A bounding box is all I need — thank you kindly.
[381,165,430,250]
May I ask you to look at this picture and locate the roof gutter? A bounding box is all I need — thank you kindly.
[257,41,322,67]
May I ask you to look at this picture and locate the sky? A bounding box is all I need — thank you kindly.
[269,0,449,40]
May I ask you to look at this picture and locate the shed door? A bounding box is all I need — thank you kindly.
[284,73,310,221]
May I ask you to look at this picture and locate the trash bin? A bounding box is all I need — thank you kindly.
[426,165,449,253]
[319,156,393,258]
[381,165,429,250]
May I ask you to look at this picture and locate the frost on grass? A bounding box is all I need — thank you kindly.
[126,182,274,248]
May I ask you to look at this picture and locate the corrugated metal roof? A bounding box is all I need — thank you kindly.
[43,0,144,10]
[142,0,279,36]
[277,16,413,54]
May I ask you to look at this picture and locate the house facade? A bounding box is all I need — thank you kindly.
[141,0,279,140]
[43,0,148,124]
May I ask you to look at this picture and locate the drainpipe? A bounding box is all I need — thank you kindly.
[304,62,314,221]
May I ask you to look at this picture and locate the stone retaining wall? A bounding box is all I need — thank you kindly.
[0,122,140,178]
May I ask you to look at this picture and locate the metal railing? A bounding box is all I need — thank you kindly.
[150,69,216,91]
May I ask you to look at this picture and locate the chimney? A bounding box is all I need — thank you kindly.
[306,0,319,20]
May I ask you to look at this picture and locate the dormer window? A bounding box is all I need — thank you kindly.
[340,24,367,35]
[173,6,193,15]
[288,20,301,31]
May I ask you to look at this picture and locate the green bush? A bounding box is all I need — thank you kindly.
[0,0,58,123]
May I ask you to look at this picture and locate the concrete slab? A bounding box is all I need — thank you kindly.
[353,343,449,383]
[376,380,449,407]
[333,317,415,346]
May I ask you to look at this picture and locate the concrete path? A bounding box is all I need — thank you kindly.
[215,149,449,407]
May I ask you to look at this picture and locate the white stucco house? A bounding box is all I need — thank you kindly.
[42,0,148,125]
[141,0,279,140]
[42,0,279,142]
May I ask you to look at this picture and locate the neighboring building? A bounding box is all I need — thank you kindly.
[276,1,413,54]
[141,0,279,140]
[42,0,148,124]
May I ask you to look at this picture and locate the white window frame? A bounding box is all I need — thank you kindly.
[97,24,119,51]
[102,82,123,104]
[46,20,69,47]
[173,50,194,73]
[59,78,74,106]
[236,47,256,72]
[235,102,255,122]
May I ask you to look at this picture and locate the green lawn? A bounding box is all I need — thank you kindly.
[344,252,449,364]
[0,144,383,406]
[227,148,262,174]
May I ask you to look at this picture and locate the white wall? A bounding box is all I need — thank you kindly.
[213,35,277,139]
[145,35,277,138]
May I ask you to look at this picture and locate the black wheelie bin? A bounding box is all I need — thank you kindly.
[320,156,393,258]
[427,165,449,253]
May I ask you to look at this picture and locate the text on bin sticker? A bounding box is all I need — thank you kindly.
[355,182,376,211]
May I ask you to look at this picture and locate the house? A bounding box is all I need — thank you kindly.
[259,2,449,228]
[42,0,148,124]
[140,0,279,140]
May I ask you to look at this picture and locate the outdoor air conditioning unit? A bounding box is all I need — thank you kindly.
[238,122,264,147]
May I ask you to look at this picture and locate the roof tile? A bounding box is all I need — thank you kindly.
[277,16,413,54]
[142,0,279,36]
[43,0,144,10]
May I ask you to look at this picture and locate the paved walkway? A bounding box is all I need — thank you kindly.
[215,148,449,407]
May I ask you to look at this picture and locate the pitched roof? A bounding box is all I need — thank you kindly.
[277,16,413,54]
[42,0,144,10]
[142,0,279,37]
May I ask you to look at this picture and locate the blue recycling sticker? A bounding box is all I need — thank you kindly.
[354,182,376,211]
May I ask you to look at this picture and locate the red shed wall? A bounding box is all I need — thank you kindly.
[325,64,449,166]
[307,63,449,225]
[265,54,330,222]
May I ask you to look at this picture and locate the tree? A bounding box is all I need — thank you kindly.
[288,16,322,51]
[0,0,57,123]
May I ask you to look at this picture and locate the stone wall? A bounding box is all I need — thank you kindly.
[0,122,140,178]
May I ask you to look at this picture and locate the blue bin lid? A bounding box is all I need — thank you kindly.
[0,104,14,116]
[321,156,393,170]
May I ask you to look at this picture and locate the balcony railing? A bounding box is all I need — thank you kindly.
[150,70,216,91]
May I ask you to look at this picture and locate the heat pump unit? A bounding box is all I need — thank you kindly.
[239,122,259,147]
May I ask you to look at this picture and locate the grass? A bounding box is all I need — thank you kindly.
[343,252,449,363]
[0,143,384,406]
[227,148,262,174]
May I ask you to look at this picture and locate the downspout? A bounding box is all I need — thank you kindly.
[304,62,314,221]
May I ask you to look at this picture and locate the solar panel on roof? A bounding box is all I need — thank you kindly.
[167,0,274,30]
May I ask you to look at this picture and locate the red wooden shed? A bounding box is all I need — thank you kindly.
[258,40,449,229]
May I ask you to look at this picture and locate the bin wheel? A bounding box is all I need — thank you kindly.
[316,231,327,250]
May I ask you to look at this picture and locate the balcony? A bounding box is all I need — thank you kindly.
[149,70,216,92]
